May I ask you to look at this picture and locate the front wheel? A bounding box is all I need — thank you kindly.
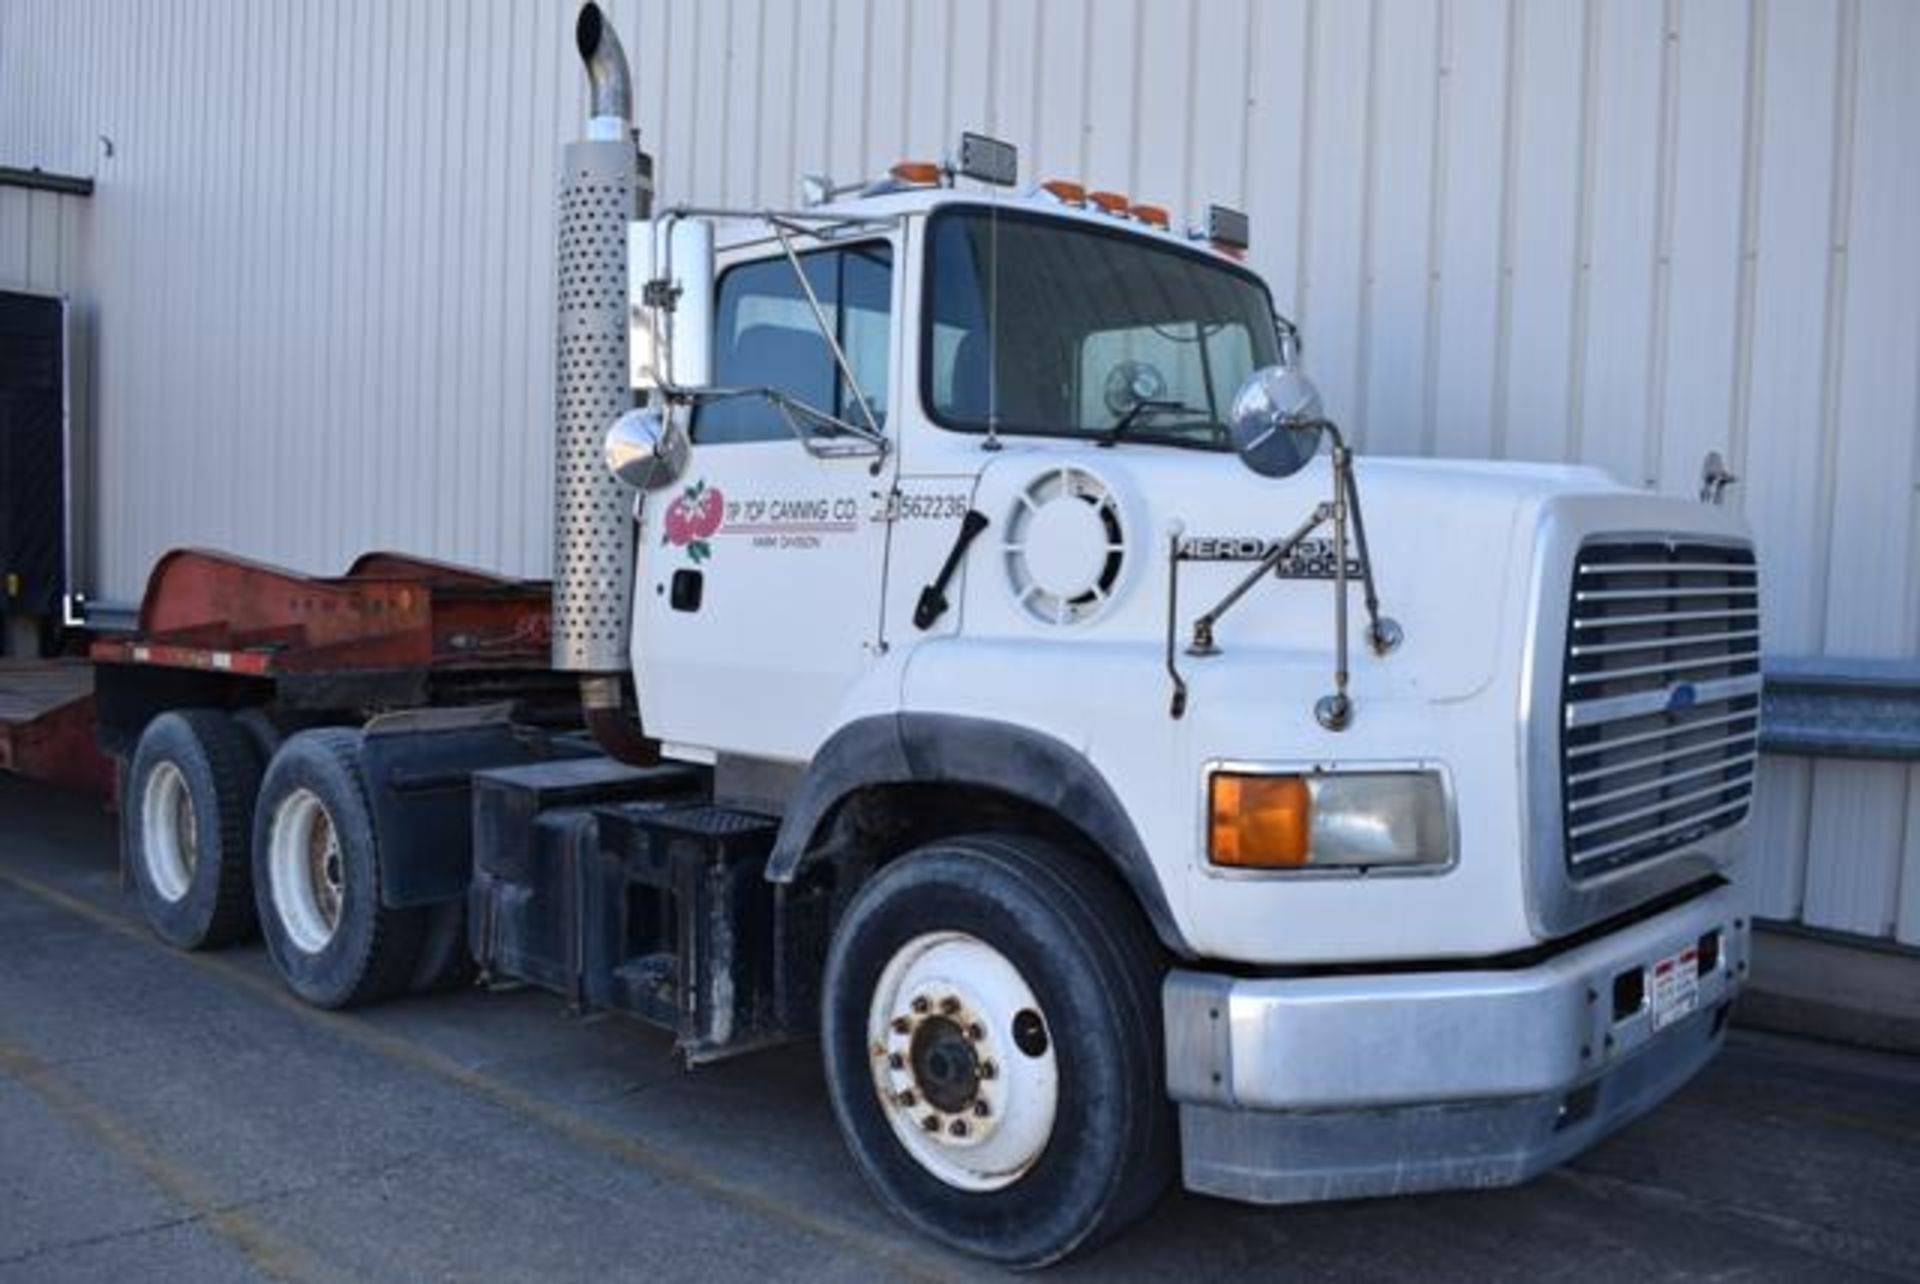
[821,833,1174,1267]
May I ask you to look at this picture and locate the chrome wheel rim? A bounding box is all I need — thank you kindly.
[866,931,1059,1192]
[139,760,198,902]
[268,788,344,953]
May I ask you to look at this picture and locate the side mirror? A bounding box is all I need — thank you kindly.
[604,404,690,491]
[629,217,715,392]
[1228,365,1326,479]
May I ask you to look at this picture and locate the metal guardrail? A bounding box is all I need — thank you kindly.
[1762,658,1920,761]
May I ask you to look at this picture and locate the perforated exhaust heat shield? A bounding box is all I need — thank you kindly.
[553,137,638,672]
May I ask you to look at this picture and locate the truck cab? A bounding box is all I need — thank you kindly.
[608,167,1757,1252]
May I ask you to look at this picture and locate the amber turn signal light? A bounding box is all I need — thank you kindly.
[1209,773,1311,868]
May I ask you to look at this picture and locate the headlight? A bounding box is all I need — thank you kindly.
[1208,769,1452,872]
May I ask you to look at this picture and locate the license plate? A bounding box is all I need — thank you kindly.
[1650,945,1700,1031]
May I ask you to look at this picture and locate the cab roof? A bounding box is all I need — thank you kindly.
[692,183,1249,267]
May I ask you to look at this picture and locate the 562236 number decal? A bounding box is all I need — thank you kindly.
[874,490,971,523]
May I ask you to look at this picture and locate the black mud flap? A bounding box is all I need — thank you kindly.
[361,709,599,908]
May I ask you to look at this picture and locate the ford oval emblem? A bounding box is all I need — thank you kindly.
[1666,682,1698,712]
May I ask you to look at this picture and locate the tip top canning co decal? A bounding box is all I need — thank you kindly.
[661,480,976,562]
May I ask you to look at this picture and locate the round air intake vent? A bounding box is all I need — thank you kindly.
[1003,467,1127,625]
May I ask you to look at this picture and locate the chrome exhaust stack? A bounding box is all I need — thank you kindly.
[576,3,633,139]
[555,3,655,762]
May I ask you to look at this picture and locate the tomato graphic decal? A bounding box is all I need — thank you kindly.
[663,479,724,563]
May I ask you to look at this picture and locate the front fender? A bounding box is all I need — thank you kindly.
[766,712,1192,956]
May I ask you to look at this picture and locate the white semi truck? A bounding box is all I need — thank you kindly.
[103,6,1761,1266]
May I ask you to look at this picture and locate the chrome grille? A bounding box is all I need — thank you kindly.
[1560,539,1761,874]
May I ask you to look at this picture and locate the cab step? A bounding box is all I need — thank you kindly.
[471,760,825,1064]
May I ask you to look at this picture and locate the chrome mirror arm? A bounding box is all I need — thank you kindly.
[1321,433,1354,730]
[1337,443,1400,655]
[767,390,889,458]
[638,206,899,461]
[1314,423,1402,731]
[1186,502,1333,656]
[673,386,887,459]
[768,220,887,446]
[1183,416,1401,732]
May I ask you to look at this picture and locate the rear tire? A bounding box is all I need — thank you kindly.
[252,728,425,1008]
[232,706,286,765]
[821,833,1174,1267]
[126,710,262,950]
[233,706,333,765]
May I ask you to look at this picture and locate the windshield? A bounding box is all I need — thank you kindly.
[923,206,1281,449]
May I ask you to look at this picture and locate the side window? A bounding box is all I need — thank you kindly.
[693,243,894,445]
[839,245,892,430]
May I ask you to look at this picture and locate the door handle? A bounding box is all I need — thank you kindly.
[670,569,704,612]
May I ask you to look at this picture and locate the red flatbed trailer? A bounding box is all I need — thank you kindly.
[89,549,552,678]
[82,548,566,763]
[0,548,564,796]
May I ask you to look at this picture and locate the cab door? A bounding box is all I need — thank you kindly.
[632,240,896,762]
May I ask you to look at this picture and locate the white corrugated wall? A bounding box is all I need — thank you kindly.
[2,0,1916,943]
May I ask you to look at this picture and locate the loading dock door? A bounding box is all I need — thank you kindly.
[0,291,66,641]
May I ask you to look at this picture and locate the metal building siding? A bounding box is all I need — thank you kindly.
[1,0,1916,942]
[0,0,582,597]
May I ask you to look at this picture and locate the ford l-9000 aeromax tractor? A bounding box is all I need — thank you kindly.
[101,6,1761,1265]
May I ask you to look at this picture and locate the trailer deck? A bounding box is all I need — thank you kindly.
[0,660,112,793]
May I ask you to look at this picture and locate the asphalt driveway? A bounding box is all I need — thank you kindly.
[2,774,1916,1282]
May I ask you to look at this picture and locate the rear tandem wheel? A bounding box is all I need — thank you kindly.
[251,728,427,1008]
[126,709,263,950]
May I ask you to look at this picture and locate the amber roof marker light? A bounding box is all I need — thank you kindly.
[1129,202,1171,229]
[888,160,943,186]
[1041,179,1088,206]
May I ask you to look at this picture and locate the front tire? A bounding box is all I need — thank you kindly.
[126,710,262,950]
[821,833,1174,1267]
[252,728,424,1008]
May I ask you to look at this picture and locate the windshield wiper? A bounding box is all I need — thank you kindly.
[1115,423,1234,451]
[1099,398,1192,447]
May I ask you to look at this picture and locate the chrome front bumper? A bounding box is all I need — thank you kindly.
[1163,884,1747,1203]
